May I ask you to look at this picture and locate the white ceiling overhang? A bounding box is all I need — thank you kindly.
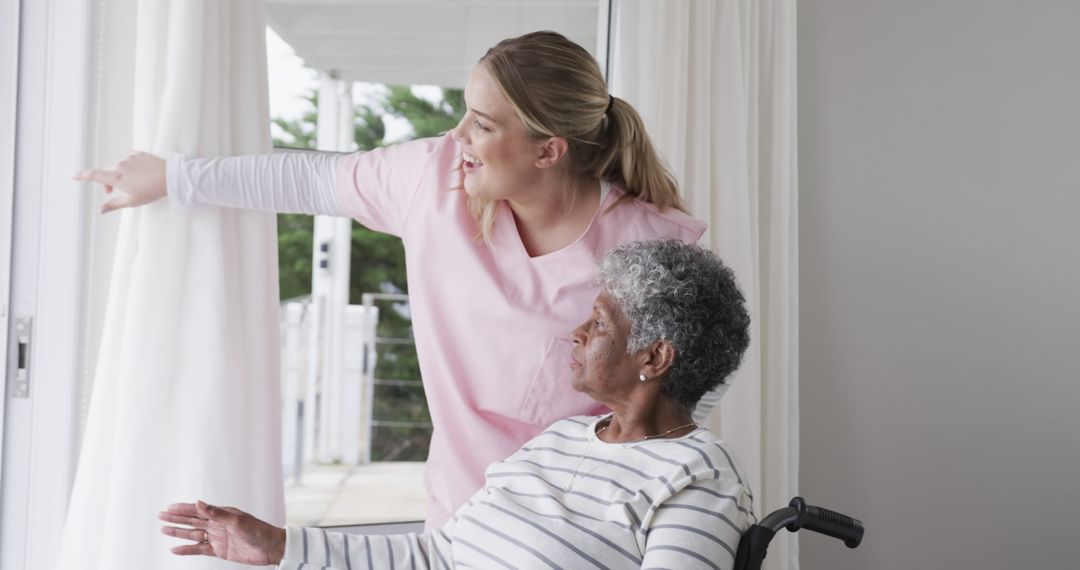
[266,0,600,88]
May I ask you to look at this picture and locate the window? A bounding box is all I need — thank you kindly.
[268,28,465,526]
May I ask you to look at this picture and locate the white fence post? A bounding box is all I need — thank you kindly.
[343,304,379,464]
[314,72,355,464]
[281,302,305,481]
[303,296,322,464]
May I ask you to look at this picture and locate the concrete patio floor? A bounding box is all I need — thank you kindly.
[285,462,427,527]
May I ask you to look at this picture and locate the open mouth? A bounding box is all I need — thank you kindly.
[462,152,484,173]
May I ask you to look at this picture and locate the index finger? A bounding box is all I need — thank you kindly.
[73,168,121,186]
[159,511,207,528]
[165,502,201,517]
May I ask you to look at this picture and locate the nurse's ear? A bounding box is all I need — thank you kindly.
[534,136,570,170]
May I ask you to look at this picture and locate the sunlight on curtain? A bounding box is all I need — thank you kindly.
[57,1,283,569]
[611,1,799,569]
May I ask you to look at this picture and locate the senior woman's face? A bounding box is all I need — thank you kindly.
[569,292,640,400]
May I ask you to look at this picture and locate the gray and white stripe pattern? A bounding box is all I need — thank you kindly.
[279,415,754,569]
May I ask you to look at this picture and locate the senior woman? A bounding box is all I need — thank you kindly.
[160,239,754,569]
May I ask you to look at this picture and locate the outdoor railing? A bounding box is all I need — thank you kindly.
[280,294,432,483]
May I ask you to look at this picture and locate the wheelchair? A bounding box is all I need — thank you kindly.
[733,497,865,570]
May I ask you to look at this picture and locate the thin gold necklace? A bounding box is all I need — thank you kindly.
[563,419,698,491]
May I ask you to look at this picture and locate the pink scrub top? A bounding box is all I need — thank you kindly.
[333,135,706,528]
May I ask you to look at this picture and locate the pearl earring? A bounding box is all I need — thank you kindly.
[639,373,648,382]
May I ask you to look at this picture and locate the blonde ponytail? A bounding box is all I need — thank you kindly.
[593,96,686,212]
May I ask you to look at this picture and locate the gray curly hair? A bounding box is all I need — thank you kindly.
[597,239,751,414]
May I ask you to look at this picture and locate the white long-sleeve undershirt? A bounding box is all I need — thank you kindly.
[166,151,347,216]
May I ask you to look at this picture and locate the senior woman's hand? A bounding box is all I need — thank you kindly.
[74,151,167,214]
[159,500,286,565]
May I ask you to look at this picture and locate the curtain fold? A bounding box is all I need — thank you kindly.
[57,1,284,569]
[611,1,799,569]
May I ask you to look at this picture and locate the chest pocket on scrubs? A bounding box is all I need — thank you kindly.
[520,337,602,427]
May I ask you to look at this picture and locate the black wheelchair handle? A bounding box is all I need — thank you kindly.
[733,497,865,570]
[787,497,864,548]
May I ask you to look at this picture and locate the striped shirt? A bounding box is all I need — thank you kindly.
[279,415,755,569]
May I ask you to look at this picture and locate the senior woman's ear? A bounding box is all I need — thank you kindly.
[637,339,676,381]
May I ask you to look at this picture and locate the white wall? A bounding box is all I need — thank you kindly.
[799,2,1080,569]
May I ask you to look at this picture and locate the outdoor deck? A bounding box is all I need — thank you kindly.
[285,462,427,527]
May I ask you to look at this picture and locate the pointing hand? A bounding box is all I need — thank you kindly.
[74,151,167,214]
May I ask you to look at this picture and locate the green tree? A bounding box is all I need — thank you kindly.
[384,85,465,138]
[273,83,464,460]
[271,91,319,151]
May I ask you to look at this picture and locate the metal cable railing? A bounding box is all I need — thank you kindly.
[280,293,433,481]
[360,293,432,463]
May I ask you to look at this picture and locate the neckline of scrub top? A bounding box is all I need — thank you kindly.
[496,179,616,261]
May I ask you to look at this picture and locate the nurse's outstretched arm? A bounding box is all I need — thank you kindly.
[74,150,345,218]
[74,135,450,238]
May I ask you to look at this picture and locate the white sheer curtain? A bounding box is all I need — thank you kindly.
[57,2,284,569]
[611,1,799,569]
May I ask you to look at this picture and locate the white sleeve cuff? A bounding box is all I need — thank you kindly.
[278,525,307,568]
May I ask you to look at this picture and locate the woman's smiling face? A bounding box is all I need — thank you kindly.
[569,292,641,401]
[450,64,545,201]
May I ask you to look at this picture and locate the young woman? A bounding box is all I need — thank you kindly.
[77,31,709,528]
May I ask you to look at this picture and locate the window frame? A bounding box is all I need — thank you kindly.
[0,0,93,568]
[0,0,23,486]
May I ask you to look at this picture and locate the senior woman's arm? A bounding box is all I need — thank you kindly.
[279,523,456,569]
[640,478,755,570]
[161,500,460,569]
